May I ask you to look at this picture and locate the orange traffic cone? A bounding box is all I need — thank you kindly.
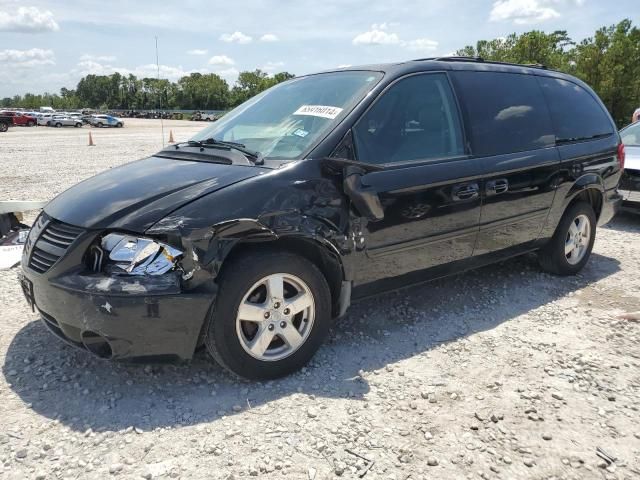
[168,130,175,143]
[88,131,95,146]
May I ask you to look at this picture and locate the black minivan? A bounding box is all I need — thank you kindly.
[19,57,623,379]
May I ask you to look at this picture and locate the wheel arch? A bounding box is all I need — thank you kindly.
[219,233,346,319]
[564,174,605,220]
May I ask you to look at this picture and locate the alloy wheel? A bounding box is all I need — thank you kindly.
[565,214,591,265]
[235,273,315,362]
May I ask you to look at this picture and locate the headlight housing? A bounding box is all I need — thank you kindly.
[99,233,183,275]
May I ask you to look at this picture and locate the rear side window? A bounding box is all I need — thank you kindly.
[453,71,554,156]
[353,73,465,165]
[537,77,613,143]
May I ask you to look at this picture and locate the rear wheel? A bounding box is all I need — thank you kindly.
[116,122,123,128]
[97,122,103,128]
[0,122,7,132]
[75,123,82,128]
[55,122,62,128]
[539,201,596,275]
[205,251,332,380]
[27,120,35,127]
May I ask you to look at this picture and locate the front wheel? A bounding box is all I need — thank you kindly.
[205,251,332,380]
[539,201,596,275]
[97,122,103,128]
[116,122,123,128]
[75,123,82,128]
[55,122,62,128]
[0,122,7,132]
[27,120,35,127]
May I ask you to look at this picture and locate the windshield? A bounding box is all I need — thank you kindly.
[191,71,383,160]
[621,122,640,146]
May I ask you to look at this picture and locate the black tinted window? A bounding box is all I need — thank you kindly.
[453,71,554,156]
[538,77,613,142]
[353,73,465,164]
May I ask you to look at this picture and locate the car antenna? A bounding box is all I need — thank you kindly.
[155,36,165,148]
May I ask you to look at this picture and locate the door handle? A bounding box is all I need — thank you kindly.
[452,183,479,201]
[486,179,509,196]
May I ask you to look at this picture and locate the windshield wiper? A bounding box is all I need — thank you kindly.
[175,139,264,165]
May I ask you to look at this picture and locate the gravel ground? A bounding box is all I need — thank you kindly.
[1,119,639,479]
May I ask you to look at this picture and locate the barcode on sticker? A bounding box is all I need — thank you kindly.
[293,105,343,120]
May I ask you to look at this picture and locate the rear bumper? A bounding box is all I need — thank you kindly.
[19,268,214,361]
[598,188,623,226]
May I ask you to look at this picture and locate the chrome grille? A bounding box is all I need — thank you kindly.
[28,218,84,273]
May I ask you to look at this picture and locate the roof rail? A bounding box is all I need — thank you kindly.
[432,56,485,63]
[417,56,548,70]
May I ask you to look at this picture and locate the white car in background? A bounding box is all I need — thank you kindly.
[49,114,83,128]
[620,122,640,209]
[36,113,54,126]
[88,114,124,128]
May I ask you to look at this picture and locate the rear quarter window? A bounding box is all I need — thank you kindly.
[537,77,613,142]
[452,71,555,156]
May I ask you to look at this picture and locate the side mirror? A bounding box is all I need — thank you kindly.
[343,165,384,222]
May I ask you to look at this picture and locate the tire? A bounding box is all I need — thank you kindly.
[46,121,51,127]
[75,123,82,128]
[55,122,62,128]
[205,251,332,380]
[97,122,103,128]
[0,122,7,132]
[116,122,123,128]
[27,120,35,127]
[538,201,596,276]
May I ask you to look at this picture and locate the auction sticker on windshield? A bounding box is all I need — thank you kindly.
[293,105,344,120]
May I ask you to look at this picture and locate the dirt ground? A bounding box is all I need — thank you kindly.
[1,119,639,479]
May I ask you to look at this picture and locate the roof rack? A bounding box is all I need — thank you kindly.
[414,56,547,70]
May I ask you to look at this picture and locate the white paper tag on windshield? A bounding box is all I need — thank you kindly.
[293,105,343,120]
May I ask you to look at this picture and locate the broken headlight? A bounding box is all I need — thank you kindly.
[99,233,183,275]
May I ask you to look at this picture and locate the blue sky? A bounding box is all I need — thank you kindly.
[0,0,636,97]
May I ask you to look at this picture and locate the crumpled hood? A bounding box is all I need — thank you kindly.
[45,155,265,232]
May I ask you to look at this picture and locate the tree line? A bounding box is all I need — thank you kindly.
[2,19,638,126]
[0,69,294,112]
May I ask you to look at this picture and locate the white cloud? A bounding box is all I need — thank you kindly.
[259,33,279,42]
[213,67,240,83]
[220,31,252,44]
[404,38,439,52]
[489,0,561,24]
[186,49,208,56]
[208,55,235,66]
[260,61,284,72]
[353,24,439,54]
[353,24,400,46]
[0,6,59,33]
[0,48,55,67]
[80,54,116,63]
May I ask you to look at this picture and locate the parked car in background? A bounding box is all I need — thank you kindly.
[89,114,124,128]
[191,111,219,121]
[0,111,37,127]
[36,113,53,126]
[620,122,640,208]
[0,113,12,132]
[49,115,83,128]
[19,58,623,380]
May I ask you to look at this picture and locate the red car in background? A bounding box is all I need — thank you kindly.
[0,111,37,127]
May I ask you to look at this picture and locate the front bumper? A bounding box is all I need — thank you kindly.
[19,268,214,361]
[620,170,640,210]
